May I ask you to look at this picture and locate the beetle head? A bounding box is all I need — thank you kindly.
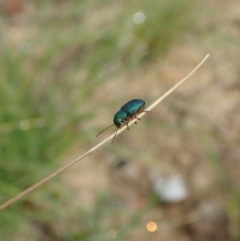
[113,110,127,128]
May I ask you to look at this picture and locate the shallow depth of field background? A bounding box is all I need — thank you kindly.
[0,0,240,240]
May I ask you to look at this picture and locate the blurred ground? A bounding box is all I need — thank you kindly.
[64,0,240,240]
[1,0,240,241]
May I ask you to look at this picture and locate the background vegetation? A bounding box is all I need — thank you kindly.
[0,0,239,240]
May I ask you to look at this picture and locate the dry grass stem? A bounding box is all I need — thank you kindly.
[0,53,210,211]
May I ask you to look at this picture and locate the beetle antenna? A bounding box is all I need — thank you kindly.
[111,129,118,145]
[96,124,115,137]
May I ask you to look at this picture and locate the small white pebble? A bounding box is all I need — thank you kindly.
[153,174,189,203]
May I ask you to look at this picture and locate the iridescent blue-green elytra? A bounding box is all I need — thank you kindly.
[96,99,146,144]
[113,99,146,128]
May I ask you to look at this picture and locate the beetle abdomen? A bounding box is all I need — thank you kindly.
[120,99,146,116]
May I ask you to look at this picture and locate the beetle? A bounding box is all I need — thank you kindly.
[96,99,146,144]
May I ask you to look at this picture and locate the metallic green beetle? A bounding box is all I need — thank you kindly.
[97,99,146,144]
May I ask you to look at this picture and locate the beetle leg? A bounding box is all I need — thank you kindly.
[135,114,141,121]
[132,114,138,123]
[135,109,148,121]
[123,120,130,130]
